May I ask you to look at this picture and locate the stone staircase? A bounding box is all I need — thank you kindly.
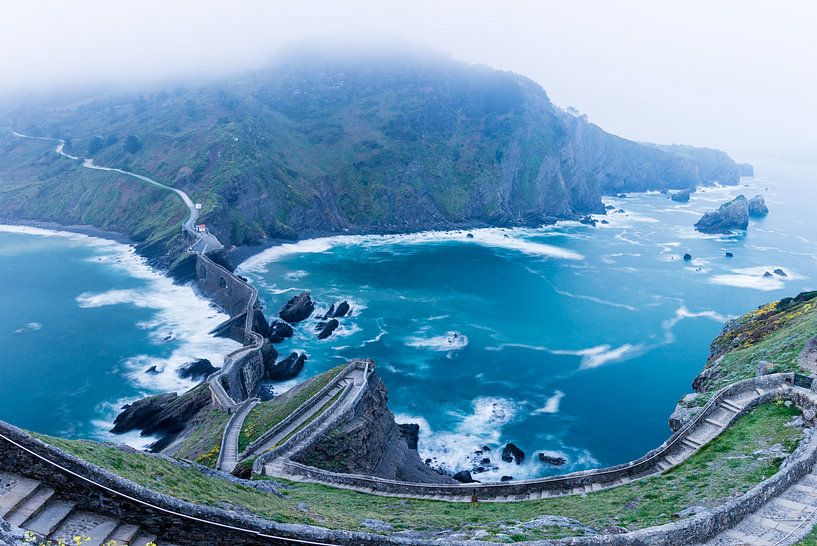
[0,471,175,545]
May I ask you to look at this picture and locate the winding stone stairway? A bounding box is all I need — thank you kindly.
[0,471,176,545]
[216,397,259,473]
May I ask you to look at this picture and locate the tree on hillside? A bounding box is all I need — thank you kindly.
[124,135,142,153]
[87,136,103,155]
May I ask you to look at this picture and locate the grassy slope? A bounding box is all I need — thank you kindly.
[170,407,231,468]
[238,365,346,453]
[40,401,801,541]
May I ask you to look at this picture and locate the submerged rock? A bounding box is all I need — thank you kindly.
[501,443,525,465]
[316,319,340,340]
[268,319,294,343]
[694,195,749,234]
[279,292,315,324]
[671,188,692,202]
[177,358,217,381]
[748,195,769,217]
[265,351,307,381]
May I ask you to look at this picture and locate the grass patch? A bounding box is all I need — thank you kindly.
[39,401,802,539]
[171,407,231,468]
[272,389,344,450]
[238,365,346,453]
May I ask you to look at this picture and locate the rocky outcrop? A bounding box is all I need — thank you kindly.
[177,359,218,381]
[0,517,23,545]
[267,319,294,343]
[294,372,455,484]
[748,195,769,217]
[501,443,525,464]
[538,453,567,466]
[260,340,279,369]
[264,351,306,381]
[316,319,339,340]
[694,195,749,233]
[671,189,692,202]
[397,423,420,450]
[278,292,314,324]
[453,470,477,483]
[111,384,211,451]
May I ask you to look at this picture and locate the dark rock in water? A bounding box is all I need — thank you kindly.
[600,219,610,224]
[501,443,525,464]
[453,470,477,483]
[279,292,315,324]
[177,358,217,381]
[258,384,276,402]
[268,319,294,343]
[333,301,351,318]
[617,193,628,198]
[578,215,597,226]
[660,189,669,195]
[260,340,279,371]
[738,163,755,177]
[671,188,692,202]
[466,232,474,239]
[500,475,514,482]
[694,195,749,233]
[774,268,787,277]
[481,445,491,452]
[111,385,211,451]
[748,195,769,217]
[480,458,491,464]
[398,423,420,450]
[425,458,432,465]
[604,205,615,210]
[725,251,734,258]
[316,319,340,340]
[145,365,161,375]
[763,271,774,278]
[538,453,567,466]
[322,304,336,320]
[162,333,174,342]
[616,208,625,214]
[265,351,307,381]
[252,309,270,338]
[683,253,692,261]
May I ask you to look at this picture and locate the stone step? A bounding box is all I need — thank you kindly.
[0,475,41,518]
[5,485,55,527]
[82,520,120,546]
[107,522,141,544]
[656,459,671,471]
[755,387,765,396]
[682,437,702,449]
[25,499,75,537]
[131,532,159,546]
[720,399,742,412]
[704,417,726,428]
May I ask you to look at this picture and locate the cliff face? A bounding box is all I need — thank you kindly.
[1,47,748,255]
[294,372,455,484]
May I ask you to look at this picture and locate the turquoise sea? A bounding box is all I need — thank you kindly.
[0,158,815,481]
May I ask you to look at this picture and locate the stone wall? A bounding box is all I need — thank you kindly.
[195,254,265,408]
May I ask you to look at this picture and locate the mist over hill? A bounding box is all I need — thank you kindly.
[0,46,749,260]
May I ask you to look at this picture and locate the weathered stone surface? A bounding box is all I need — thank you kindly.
[694,195,749,233]
[683,253,692,261]
[501,443,525,464]
[177,359,218,381]
[265,352,306,381]
[278,292,315,324]
[453,470,476,483]
[316,319,339,340]
[267,319,294,343]
[260,340,279,377]
[397,423,420,450]
[111,385,211,451]
[669,402,702,432]
[692,364,721,392]
[748,195,769,217]
[538,453,567,466]
[671,188,692,202]
[333,301,351,318]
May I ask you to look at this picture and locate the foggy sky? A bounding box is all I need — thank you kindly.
[1,0,815,155]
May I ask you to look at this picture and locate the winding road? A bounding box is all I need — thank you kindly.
[11,131,222,253]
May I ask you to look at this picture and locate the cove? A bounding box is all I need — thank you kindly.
[238,157,817,481]
[0,225,238,446]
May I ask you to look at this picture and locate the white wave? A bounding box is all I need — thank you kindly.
[405,331,469,352]
[13,322,42,334]
[284,270,309,280]
[92,397,160,450]
[498,342,641,370]
[549,285,636,311]
[709,266,806,291]
[533,391,565,415]
[237,228,584,274]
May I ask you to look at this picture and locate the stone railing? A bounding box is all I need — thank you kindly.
[215,397,259,471]
[197,254,265,410]
[275,373,795,501]
[252,361,372,473]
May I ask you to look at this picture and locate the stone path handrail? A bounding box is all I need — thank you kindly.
[240,360,369,460]
[252,361,372,474]
[216,397,259,472]
[272,373,795,501]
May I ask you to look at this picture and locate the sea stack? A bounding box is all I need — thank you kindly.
[748,195,769,217]
[694,195,749,234]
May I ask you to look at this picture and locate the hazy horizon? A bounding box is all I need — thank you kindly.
[2,0,815,157]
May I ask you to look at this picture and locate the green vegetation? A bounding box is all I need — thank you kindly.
[38,401,801,540]
[799,526,817,545]
[238,365,345,453]
[171,406,231,468]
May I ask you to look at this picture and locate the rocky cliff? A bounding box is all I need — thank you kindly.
[0,46,749,262]
[294,372,455,484]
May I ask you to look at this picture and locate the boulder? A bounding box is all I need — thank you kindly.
[398,423,420,450]
[501,443,525,464]
[671,189,692,202]
[668,398,703,432]
[748,195,769,217]
[316,319,340,340]
[683,253,692,261]
[725,251,734,258]
[145,365,161,375]
[279,292,315,324]
[578,215,597,226]
[260,340,279,369]
[774,268,787,277]
[466,233,474,239]
[763,271,774,278]
[322,304,336,320]
[453,470,477,483]
[538,453,567,466]
[265,351,307,381]
[692,364,721,392]
[177,358,217,381]
[268,319,294,343]
[251,309,270,338]
[694,195,749,234]
[333,301,351,318]
[500,475,514,482]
